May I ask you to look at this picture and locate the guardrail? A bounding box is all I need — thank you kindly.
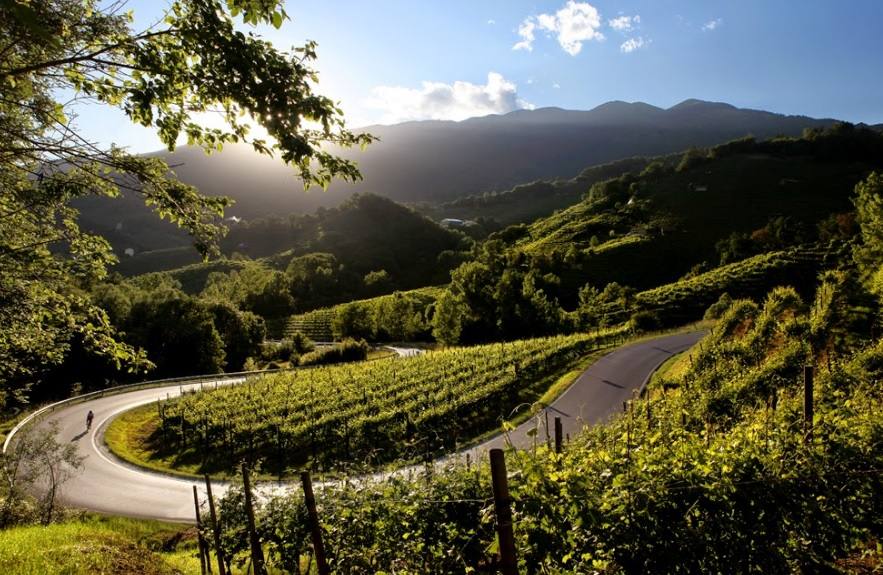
[2,367,292,454]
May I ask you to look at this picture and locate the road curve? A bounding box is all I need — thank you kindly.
[22,331,704,522]
[463,330,705,457]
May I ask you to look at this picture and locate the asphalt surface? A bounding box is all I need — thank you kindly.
[463,330,705,457]
[22,331,704,522]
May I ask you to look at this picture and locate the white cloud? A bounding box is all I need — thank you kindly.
[552,82,561,89]
[620,37,646,53]
[513,1,604,56]
[367,72,534,123]
[487,19,496,25]
[702,18,723,31]
[513,18,537,51]
[609,14,640,32]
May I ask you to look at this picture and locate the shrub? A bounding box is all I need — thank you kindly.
[298,338,369,366]
[630,310,660,333]
[704,293,733,320]
[260,333,314,364]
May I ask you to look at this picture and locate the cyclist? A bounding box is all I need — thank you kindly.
[86,410,94,431]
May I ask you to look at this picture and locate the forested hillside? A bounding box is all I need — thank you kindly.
[417,156,654,226]
[267,126,883,349]
[115,193,469,279]
[419,126,883,345]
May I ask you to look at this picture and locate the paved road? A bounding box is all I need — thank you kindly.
[463,330,705,457]
[19,331,703,522]
[385,345,426,358]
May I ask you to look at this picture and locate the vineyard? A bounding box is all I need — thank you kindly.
[284,285,444,341]
[136,331,620,474]
[284,308,336,341]
[632,246,833,325]
[197,278,883,574]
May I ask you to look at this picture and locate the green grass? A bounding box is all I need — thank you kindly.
[648,332,709,391]
[367,347,398,361]
[0,515,202,575]
[103,404,196,480]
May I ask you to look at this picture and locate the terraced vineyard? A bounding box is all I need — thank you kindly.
[633,246,832,325]
[284,308,335,341]
[148,331,619,473]
[284,285,444,341]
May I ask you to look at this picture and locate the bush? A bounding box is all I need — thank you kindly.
[676,146,708,172]
[630,310,660,333]
[287,331,315,355]
[298,338,369,366]
[260,333,314,364]
[704,293,733,320]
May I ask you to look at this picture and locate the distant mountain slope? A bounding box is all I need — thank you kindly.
[262,98,836,210]
[115,194,467,289]
[419,156,655,227]
[76,99,836,262]
[511,126,883,295]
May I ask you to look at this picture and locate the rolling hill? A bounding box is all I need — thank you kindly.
[511,125,883,294]
[165,98,838,209]
[74,99,836,272]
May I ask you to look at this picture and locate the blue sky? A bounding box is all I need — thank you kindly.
[80,0,883,152]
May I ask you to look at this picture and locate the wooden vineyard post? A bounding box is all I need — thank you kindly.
[489,449,518,575]
[646,397,652,428]
[241,464,267,575]
[554,417,562,454]
[301,471,331,575]
[204,475,227,575]
[804,365,814,442]
[192,485,211,575]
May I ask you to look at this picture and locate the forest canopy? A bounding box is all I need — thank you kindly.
[0,0,370,409]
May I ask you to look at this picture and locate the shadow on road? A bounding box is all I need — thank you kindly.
[70,430,88,442]
[546,405,571,417]
[651,346,675,355]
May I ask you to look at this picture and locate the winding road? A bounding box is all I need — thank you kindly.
[12,331,703,522]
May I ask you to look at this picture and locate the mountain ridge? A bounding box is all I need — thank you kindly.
[75,99,840,264]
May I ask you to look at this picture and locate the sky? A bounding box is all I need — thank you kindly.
[77,0,883,152]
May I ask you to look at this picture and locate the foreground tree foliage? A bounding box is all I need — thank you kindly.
[1,421,84,527]
[0,0,371,409]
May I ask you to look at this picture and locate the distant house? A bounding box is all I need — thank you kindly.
[441,218,478,228]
